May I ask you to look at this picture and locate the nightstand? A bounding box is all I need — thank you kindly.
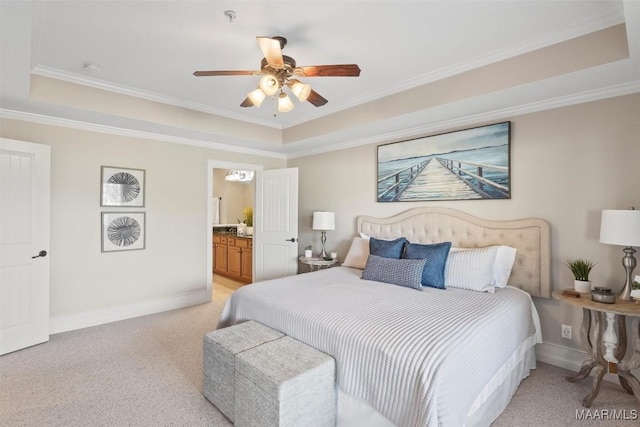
[552,289,640,408]
[299,256,339,272]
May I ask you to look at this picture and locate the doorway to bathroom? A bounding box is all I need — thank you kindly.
[207,160,260,301]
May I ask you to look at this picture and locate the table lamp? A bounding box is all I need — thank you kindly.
[312,211,335,259]
[599,207,640,300]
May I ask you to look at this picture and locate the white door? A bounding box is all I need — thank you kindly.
[253,168,298,282]
[0,138,50,355]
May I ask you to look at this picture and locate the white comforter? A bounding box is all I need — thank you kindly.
[217,267,538,427]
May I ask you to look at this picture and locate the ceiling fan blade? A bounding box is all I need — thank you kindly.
[307,89,328,107]
[193,70,256,77]
[257,36,284,66]
[297,64,361,77]
[240,97,254,107]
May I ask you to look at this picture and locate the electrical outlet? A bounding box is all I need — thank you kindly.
[561,324,572,340]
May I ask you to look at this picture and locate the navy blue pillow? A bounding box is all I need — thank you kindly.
[369,237,406,259]
[402,241,452,289]
[362,255,426,290]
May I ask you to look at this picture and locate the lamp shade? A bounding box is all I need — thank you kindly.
[259,74,279,96]
[289,79,311,102]
[599,209,640,247]
[246,88,265,107]
[312,211,335,231]
[277,92,294,113]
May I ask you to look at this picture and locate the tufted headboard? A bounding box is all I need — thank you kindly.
[357,207,551,298]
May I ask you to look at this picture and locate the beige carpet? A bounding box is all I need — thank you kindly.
[493,363,639,426]
[0,300,231,427]
[1,298,638,427]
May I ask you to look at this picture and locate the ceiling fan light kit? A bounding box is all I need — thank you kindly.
[193,36,361,114]
[288,79,311,102]
[278,92,295,113]
[247,87,266,107]
[259,74,279,96]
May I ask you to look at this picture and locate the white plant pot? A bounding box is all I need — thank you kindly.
[245,226,253,236]
[574,280,592,293]
[304,249,313,258]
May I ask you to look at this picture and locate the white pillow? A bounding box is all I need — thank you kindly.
[342,237,370,269]
[445,246,517,288]
[493,246,517,288]
[446,247,498,293]
[360,233,398,242]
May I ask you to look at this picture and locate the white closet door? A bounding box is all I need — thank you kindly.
[0,138,50,355]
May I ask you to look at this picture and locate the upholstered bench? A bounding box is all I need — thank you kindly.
[203,321,284,421]
[234,335,336,427]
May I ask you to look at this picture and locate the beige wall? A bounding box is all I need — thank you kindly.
[2,92,639,355]
[289,93,640,351]
[0,118,284,322]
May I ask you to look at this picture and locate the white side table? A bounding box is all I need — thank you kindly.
[299,256,339,272]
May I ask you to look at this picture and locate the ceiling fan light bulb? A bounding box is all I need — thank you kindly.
[259,74,279,96]
[247,88,265,107]
[290,79,311,102]
[278,92,294,113]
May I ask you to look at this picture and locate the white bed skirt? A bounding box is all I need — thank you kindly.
[337,341,538,427]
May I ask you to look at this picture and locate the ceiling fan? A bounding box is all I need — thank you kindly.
[193,36,361,113]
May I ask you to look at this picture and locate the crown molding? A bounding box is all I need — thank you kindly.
[31,65,282,130]
[283,12,626,128]
[287,80,640,159]
[381,12,626,99]
[0,108,287,160]
[2,79,638,161]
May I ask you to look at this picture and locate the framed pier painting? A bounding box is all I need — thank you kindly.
[377,122,511,202]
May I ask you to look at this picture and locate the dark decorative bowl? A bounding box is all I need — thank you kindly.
[591,287,616,304]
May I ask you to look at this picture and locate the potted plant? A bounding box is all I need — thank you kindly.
[632,275,640,299]
[243,206,253,235]
[304,245,313,258]
[566,259,596,293]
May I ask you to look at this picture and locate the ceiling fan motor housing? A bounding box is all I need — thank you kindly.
[271,36,287,49]
[260,56,297,84]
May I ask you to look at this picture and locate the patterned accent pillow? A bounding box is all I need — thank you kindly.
[369,237,406,259]
[402,241,452,289]
[362,255,426,290]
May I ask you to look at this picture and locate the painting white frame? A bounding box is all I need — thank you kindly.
[101,212,146,252]
[101,166,145,207]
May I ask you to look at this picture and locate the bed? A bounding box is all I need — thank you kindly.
[217,207,551,426]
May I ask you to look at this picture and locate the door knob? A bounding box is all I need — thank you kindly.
[32,250,47,259]
[285,238,297,242]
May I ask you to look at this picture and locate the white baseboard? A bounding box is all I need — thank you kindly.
[536,341,587,372]
[536,341,640,383]
[49,289,210,334]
